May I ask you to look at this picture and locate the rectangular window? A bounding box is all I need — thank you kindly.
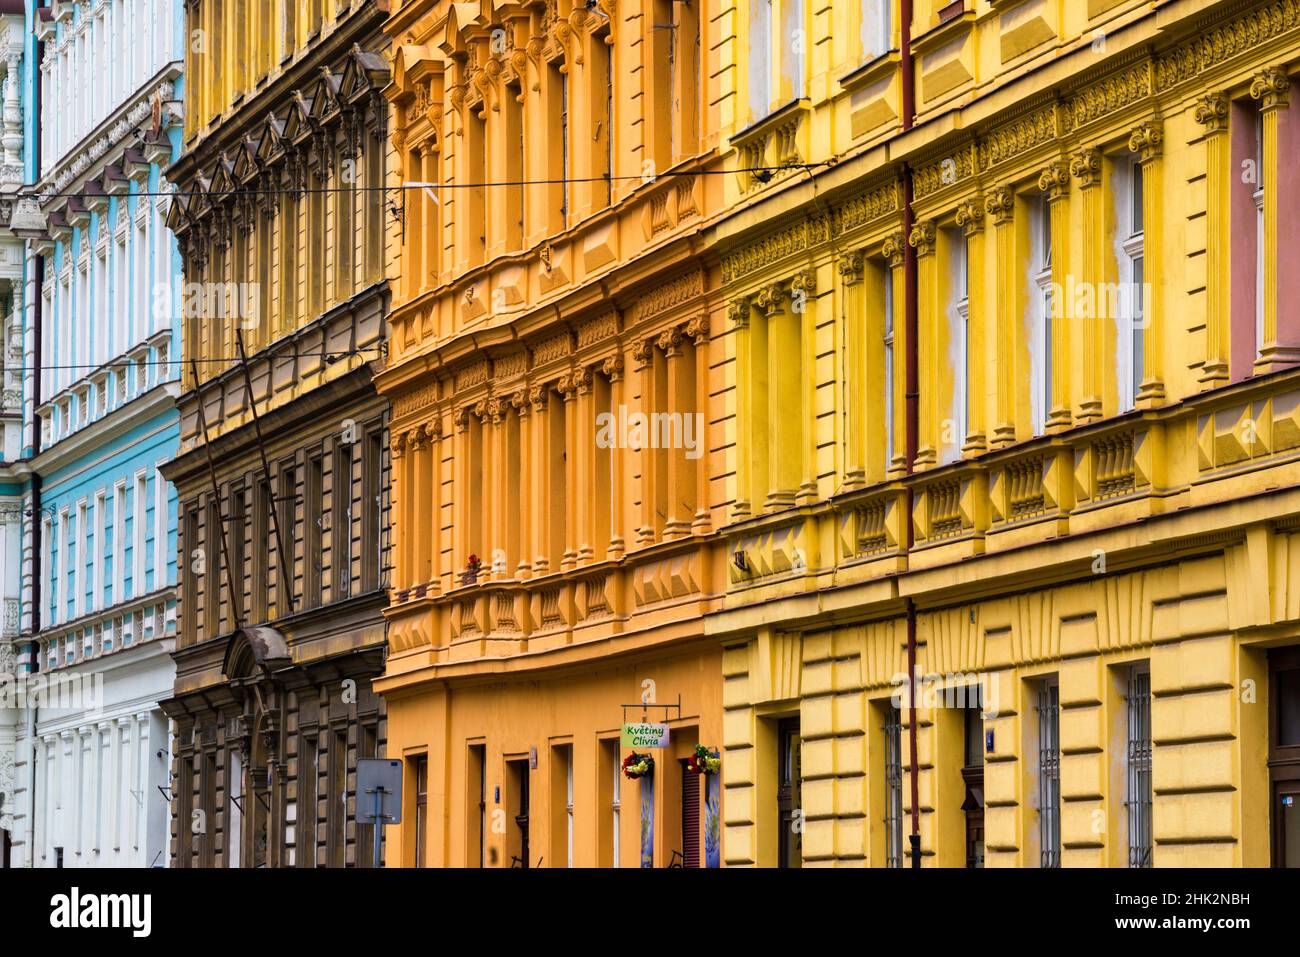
[1125,664,1153,867]
[551,744,574,868]
[949,229,970,460]
[1031,197,1053,435]
[413,754,428,868]
[334,443,353,601]
[1036,677,1061,868]
[305,454,323,607]
[962,691,985,869]
[362,431,384,592]
[1119,160,1146,411]
[777,716,801,868]
[883,265,895,467]
[748,0,772,120]
[1255,108,1265,359]
[885,702,904,868]
[466,744,486,868]
[329,727,348,867]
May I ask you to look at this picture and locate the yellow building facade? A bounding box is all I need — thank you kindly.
[379,0,1300,868]
[712,0,1300,868]
[376,0,729,867]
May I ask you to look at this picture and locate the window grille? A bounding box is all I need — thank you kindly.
[1037,681,1061,868]
[885,703,904,868]
[1125,667,1153,867]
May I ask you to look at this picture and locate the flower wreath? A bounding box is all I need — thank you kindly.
[622,751,655,780]
[685,744,721,775]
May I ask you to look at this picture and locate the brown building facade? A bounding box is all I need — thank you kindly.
[159,0,394,867]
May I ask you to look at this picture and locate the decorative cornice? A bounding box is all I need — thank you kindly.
[1251,66,1291,111]
[984,186,1014,226]
[1038,160,1071,202]
[908,220,937,257]
[1127,121,1163,163]
[1193,92,1230,134]
[1069,148,1103,189]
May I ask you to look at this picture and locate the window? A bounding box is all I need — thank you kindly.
[680,756,701,868]
[329,727,348,867]
[1255,108,1265,359]
[413,754,428,868]
[777,717,801,868]
[466,744,486,868]
[1118,160,1146,411]
[334,444,353,601]
[1035,677,1061,868]
[962,691,985,868]
[363,430,384,592]
[748,0,772,120]
[605,739,621,868]
[305,454,323,607]
[949,229,969,461]
[1124,664,1152,867]
[883,264,895,466]
[1031,197,1053,435]
[861,0,891,61]
[884,702,903,867]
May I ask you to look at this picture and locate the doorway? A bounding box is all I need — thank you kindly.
[506,759,530,868]
[1270,648,1300,867]
[777,717,802,868]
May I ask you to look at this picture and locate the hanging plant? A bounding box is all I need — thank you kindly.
[685,744,721,776]
[461,553,482,586]
[622,751,655,780]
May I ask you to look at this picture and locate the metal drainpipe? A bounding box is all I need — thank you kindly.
[899,0,922,869]
[24,21,46,867]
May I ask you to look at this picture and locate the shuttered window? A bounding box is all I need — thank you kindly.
[680,760,700,868]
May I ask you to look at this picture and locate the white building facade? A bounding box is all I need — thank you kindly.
[3,0,183,868]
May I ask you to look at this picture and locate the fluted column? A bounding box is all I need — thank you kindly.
[603,357,627,557]
[883,233,908,476]
[661,327,693,540]
[573,368,595,563]
[513,391,534,577]
[559,375,580,570]
[728,299,755,518]
[910,220,938,467]
[839,252,867,489]
[1039,161,1073,432]
[529,387,552,573]
[757,280,800,508]
[390,433,409,591]
[1129,121,1166,406]
[1071,148,1104,421]
[956,199,986,454]
[793,269,819,504]
[1195,92,1231,386]
[686,318,711,534]
[1251,68,1300,372]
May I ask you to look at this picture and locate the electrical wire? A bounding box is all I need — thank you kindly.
[2,348,382,375]
[25,163,830,203]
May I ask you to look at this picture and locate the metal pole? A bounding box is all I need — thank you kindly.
[372,787,383,869]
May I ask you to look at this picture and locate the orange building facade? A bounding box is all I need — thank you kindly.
[376,0,729,867]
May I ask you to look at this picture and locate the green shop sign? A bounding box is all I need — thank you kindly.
[621,722,670,748]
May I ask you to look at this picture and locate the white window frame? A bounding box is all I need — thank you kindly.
[1117,159,1146,412]
[949,229,969,462]
[883,265,895,466]
[1030,198,1053,436]
[860,0,891,62]
[748,0,773,121]
[134,471,148,599]
[1255,108,1265,360]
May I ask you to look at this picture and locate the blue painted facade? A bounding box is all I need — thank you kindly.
[1,0,187,868]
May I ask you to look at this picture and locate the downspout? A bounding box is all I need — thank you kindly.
[24,12,44,868]
[899,0,922,869]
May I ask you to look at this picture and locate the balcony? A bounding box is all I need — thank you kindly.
[384,536,715,669]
